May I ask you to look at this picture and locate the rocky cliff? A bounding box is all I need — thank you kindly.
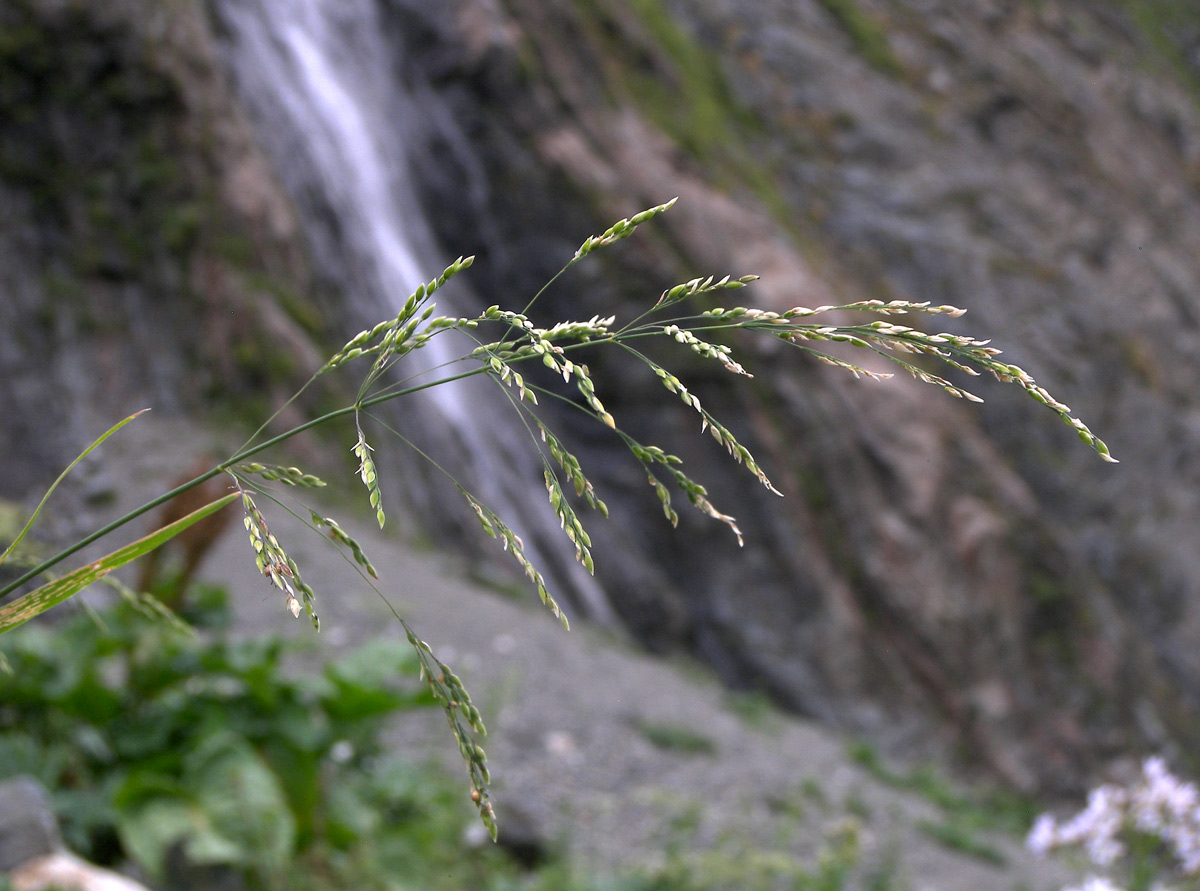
[0,0,332,496]
[5,0,1200,793]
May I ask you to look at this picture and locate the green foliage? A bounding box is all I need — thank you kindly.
[0,597,523,889]
[723,689,784,732]
[635,720,718,755]
[0,409,148,570]
[814,0,904,77]
[845,742,1017,870]
[630,818,863,891]
[847,740,1035,837]
[916,820,1006,866]
[573,0,751,161]
[0,489,237,634]
[569,0,786,217]
[0,596,897,890]
[1109,0,1200,101]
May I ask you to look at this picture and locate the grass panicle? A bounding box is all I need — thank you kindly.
[636,355,780,497]
[491,359,538,405]
[691,298,1116,462]
[572,197,678,263]
[624,435,744,545]
[646,470,681,527]
[543,469,595,574]
[353,422,386,528]
[536,421,608,517]
[669,466,743,546]
[475,308,617,427]
[320,255,475,375]
[399,620,496,840]
[319,317,393,374]
[366,314,479,390]
[537,314,618,342]
[310,511,378,579]
[460,489,569,630]
[653,273,759,311]
[2,198,1118,844]
[235,462,327,488]
[239,488,319,630]
[661,323,751,376]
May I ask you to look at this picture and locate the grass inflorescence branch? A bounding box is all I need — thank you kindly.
[1,199,1117,841]
[687,299,1117,462]
[237,484,319,630]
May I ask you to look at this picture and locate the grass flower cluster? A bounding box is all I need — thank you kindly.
[0,200,1116,840]
[239,486,319,628]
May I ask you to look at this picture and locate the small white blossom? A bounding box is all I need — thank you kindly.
[1064,877,1123,891]
[1055,785,1126,865]
[1030,756,1200,891]
[1028,813,1059,856]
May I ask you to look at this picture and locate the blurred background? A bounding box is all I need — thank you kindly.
[3,0,1200,888]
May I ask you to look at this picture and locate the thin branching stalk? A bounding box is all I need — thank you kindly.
[1,199,1117,840]
[0,368,495,601]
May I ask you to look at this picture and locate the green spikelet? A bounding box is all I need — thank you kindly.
[354,421,385,528]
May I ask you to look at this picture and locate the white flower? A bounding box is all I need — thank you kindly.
[1134,756,1198,831]
[1039,756,1200,891]
[1028,813,1059,856]
[1063,877,1124,891]
[1054,785,1126,866]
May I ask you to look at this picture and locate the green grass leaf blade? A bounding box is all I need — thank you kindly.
[0,491,237,634]
[0,408,150,568]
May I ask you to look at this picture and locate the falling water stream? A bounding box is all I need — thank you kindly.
[212,0,614,621]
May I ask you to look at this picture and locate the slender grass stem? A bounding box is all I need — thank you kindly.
[236,372,321,454]
[0,365,495,600]
[492,261,575,350]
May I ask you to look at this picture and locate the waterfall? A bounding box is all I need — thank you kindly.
[211,0,615,622]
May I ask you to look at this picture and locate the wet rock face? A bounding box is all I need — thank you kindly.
[0,0,184,493]
[0,0,323,503]
[377,0,1200,788]
[6,0,1200,791]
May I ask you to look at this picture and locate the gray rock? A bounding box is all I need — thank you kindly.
[0,776,60,871]
[10,851,151,891]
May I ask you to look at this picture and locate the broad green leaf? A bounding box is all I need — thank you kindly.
[321,637,429,721]
[325,780,379,847]
[0,492,237,634]
[189,733,296,872]
[115,796,205,879]
[0,408,149,567]
[115,733,295,879]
